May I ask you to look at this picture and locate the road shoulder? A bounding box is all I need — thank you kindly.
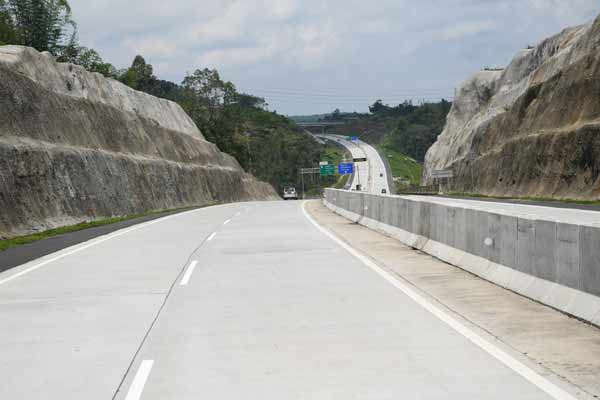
[0,207,204,274]
[305,199,600,399]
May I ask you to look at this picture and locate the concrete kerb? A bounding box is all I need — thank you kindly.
[322,188,600,327]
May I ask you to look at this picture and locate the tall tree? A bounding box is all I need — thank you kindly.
[119,55,157,92]
[0,0,17,44]
[3,0,76,53]
[180,68,238,149]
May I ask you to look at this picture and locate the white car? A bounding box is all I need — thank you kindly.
[283,187,298,200]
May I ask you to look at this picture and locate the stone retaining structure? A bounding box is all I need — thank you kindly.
[324,188,600,326]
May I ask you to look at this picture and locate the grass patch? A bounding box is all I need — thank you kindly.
[448,192,600,205]
[320,145,351,165]
[0,205,206,252]
[378,143,422,185]
[333,174,350,189]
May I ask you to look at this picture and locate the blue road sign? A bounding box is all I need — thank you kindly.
[338,163,354,175]
[351,136,358,142]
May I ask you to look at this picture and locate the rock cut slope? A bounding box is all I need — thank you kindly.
[0,46,278,238]
[424,14,600,200]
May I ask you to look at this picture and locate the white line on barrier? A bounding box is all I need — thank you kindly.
[224,219,231,225]
[301,200,578,400]
[124,360,154,400]
[180,261,197,286]
[207,232,216,241]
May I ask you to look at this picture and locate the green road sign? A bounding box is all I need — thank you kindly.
[320,164,335,176]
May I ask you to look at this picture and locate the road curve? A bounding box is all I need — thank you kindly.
[0,200,560,399]
[317,134,390,194]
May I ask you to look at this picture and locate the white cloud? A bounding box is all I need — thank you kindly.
[435,20,498,40]
[69,0,599,114]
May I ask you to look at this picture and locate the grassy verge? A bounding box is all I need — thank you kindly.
[333,174,350,189]
[0,205,207,252]
[378,143,422,185]
[448,192,600,205]
[320,145,351,165]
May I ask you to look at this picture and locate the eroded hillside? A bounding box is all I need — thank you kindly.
[0,46,278,238]
[424,15,600,200]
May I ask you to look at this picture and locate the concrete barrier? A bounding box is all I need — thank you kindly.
[323,188,600,326]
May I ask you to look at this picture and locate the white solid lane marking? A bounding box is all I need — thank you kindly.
[180,261,198,286]
[207,232,216,241]
[301,201,578,400]
[0,205,228,287]
[124,360,154,400]
[223,219,231,225]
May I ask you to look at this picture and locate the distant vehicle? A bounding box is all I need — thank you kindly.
[283,187,298,200]
[381,188,387,194]
[380,172,384,177]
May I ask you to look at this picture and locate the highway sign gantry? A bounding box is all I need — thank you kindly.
[320,164,335,176]
[338,163,354,175]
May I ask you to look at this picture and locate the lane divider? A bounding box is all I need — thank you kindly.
[301,201,578,400]
[179,261,197,286]
[124,360,154,400]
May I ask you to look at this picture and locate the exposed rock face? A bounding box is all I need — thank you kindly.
[424,15,600,199]
[0,46,278,238]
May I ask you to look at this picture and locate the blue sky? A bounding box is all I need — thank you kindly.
[70,0,599,115]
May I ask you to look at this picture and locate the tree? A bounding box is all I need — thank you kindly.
[57,43,118,78]
[2,0,76,53]
[369,99,390,114]
[0,0,17,44]
[236,93,267,110]
[180,68,239,149]
[119,55,156,92]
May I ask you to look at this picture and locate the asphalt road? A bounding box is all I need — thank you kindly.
[0,200,563,399]
[317,134,390,194]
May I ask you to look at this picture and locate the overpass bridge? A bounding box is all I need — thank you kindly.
[296,121,347,134]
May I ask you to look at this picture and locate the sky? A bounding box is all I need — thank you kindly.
[69,0,599,115]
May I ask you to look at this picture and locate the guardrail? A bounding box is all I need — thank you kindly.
[323,188,600,326]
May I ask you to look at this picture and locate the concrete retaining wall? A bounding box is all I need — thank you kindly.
[324,189,600,326]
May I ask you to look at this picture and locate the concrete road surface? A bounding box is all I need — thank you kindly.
[0,201,574,399]
[317,134,390,194]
